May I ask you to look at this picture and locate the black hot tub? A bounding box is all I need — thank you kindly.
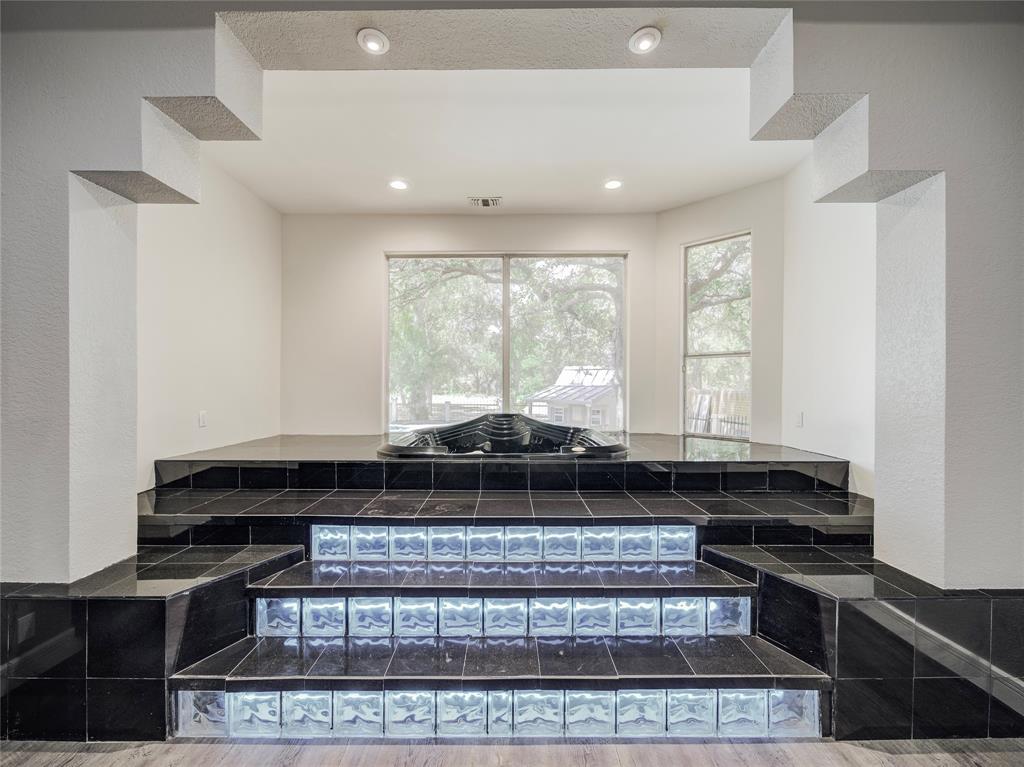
[378,414,628,459]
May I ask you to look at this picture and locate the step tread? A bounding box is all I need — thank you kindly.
[144,489,872,524]
[171,634,829,689]
[248,559,754,596]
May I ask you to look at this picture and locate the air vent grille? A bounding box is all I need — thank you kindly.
[468,196,502,208]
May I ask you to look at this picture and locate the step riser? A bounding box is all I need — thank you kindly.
[312,524,696,563]
[156,459,849,494]
[255,595,752,639]
[176,687,821,739]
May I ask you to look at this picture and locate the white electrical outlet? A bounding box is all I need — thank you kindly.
[198,410,208,428]
[795,411,804,428]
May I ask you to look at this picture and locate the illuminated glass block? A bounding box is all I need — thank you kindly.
[707,596,751,635]
[616,598,660,636]
[176,690,226,737]
[718,689,768,737]
[428,526,466,560]
[565,691,615,736]
[302,598,346,637]
[256,597,300,637]
[656,526,696,561]
[282,691,332,738]
[439,597,483,637]
[528,597,572,636]
[662,597,706,637]
[488,690,513,736]
[581,526,619,560]
[437,691,488,737]
[351,525,389,560]
[504,526,542,561]
[514,690,563,737]
[333,691,383,737]
[389,526,427,560]
[619,526,657,560]
[348,596,393,636]
[769,689,819,737]
[312,525,350,560]
[667,689,717,737]
[484,598,528,636]
[228,691,280,738]
[467,526,504,561]
[394,597,438,636]
[543,526,581,561]
[616,689,666,737]
[385,690,436,737]
[573,598,616,636]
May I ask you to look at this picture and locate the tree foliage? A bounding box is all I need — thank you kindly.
[388,256,624,426]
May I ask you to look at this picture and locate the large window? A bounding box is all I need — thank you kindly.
[388,254,625,432]
[683,234,752,439]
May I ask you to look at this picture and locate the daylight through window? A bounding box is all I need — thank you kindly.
[683,234,752,439]
[388,255,625,432]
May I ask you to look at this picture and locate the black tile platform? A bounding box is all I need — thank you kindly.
[703,544,1024,740]
[170,634,829,693]
[1,544,301,741]
[152,434,850,494]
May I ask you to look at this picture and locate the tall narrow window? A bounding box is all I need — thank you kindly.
[683,234,752,439]
[388,254,625,432]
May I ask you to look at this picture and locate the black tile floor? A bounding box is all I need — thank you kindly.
[171,634,828,690]
[249,559,754,598]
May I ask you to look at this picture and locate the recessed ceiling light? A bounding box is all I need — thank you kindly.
[357,28,390,55]
[604,179,623,190]
[628,26,661,55]
[389,179,409,190]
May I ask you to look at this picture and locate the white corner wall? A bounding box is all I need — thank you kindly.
[781,158,876,495]
[137,153,283,491]
[281,214,658,434]
[654,179,786,442]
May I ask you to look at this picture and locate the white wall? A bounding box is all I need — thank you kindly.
[137,154,282,491]
[281,214,657,434]
[781,158,876,495]
[654,179,786,443]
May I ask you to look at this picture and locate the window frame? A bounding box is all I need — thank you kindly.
[680,232,753,440]
[384,251,629,432]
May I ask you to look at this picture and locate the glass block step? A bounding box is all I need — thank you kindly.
[311,523,696,562]
[175,685,823,740]
[248,559,753,598]
[170,634,831,692]
[253,594,752,638]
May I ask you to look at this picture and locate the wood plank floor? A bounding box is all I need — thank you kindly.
[3,739,1024,767]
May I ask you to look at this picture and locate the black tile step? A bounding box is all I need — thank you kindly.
[170,634,830,693]
[142,489,872,526]
[247,559,754,598]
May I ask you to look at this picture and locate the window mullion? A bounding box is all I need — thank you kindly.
[501,254,511,413]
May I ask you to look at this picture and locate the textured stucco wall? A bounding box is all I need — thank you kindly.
[3,3,1023,588]
[281,213,658,434]
[0,4,216,582]
[654,179,787,443]
[781,158,876,496]
[137,153,282,493]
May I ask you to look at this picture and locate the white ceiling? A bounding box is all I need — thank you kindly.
[205,69,811,215]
